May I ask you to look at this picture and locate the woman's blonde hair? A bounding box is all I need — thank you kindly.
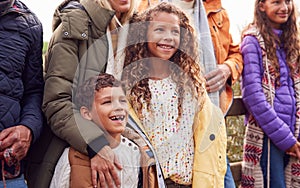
[97,0,139,29]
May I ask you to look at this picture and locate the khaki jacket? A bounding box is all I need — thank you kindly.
[43,0,115,154]
[27,1,116,187]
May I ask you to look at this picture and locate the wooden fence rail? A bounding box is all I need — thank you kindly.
[226,96,246,186]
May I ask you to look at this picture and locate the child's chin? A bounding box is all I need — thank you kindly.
[120,126,126,131]
[117,125,126,132]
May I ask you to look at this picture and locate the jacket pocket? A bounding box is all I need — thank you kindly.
[210,9,224,31]
[192,169,215,187]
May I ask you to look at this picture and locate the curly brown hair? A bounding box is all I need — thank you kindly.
[122,2,206,122]
[244,0,300,81]
[74,73,124,110]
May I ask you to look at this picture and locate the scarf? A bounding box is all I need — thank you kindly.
[1,148,20,188]
[193,0,219,107]
[241,25,300,188]
[106,24,128,80]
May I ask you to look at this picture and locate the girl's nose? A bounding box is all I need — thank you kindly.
[163,30,173,41]
[281,1,289,10]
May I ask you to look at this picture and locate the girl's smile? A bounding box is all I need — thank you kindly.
[147,12,180,61]
[259,0,292,29]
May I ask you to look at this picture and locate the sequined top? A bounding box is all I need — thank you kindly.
[141,77,196,185]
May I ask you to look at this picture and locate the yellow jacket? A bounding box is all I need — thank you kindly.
[130,93,227,188]
[192,93,227,188]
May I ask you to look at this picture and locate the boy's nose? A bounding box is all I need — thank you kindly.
[112,101,124,110]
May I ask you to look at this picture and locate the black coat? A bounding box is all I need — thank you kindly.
[0,0,44,177]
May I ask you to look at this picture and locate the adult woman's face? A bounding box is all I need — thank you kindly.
[109,0,131,15]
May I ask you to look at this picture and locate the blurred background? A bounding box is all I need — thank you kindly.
[22,0,300,42]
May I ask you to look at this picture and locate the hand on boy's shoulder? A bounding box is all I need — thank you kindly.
[90,145,122,188]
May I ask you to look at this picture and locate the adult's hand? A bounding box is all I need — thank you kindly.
[205,64,231,93]
[91,145,122,188]
[0,125,32,161]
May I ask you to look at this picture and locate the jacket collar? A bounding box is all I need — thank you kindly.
[203,0,222,15]
[1,0,29,16]
[81,0,115,33]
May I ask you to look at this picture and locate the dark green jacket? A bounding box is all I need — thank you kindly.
[26,0,115,187]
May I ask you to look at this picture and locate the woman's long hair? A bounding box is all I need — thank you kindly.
[122,2,206,122]
[243,0,300,81]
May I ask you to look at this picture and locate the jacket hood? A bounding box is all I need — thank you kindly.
[52,0,83,32]
[0,0,31,16]
[0,0,14,15]
[52,0,114,34]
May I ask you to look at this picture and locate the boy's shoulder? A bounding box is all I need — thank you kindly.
[114,135,140,155]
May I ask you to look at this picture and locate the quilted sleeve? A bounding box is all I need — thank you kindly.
[19,13,44,143]
[241,36,296,151]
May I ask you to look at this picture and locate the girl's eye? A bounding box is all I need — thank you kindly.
[102,100,111,104]
[120,99,127,103]
[172,29,180,35]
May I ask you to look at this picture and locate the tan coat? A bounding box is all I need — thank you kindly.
[69,127,159,188]
[69,105,164,188]
[204,0,243,114]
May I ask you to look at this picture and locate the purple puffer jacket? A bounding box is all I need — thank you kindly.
[241,30,297,152]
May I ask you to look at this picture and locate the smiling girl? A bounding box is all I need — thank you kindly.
[122,2,228,187]
[240,0,300,187]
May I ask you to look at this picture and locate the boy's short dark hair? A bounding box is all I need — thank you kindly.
[74,73,124,109]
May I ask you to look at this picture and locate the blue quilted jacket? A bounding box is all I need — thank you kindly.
[241,29,297,152]
[0,0,44,145]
